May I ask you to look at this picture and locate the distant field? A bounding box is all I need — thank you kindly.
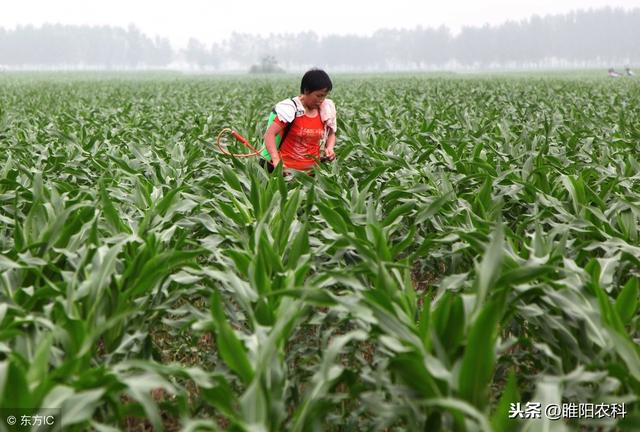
[0,73,638,431]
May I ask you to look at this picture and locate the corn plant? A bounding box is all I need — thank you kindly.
[0,72,638,431]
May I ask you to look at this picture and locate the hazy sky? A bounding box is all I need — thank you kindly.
[2,0,639,48]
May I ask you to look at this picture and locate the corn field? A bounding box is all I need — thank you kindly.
[0,73,639,431]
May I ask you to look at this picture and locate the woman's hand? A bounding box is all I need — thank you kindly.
[324,131,336,160]
[324,146,335,160]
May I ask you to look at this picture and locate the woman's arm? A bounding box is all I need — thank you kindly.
[264,121,284,166]
[324,130,336,160]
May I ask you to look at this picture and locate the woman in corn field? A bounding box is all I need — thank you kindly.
[260,69,337,175]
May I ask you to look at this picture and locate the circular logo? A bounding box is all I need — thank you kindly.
[545,404,562,420]
[6,416,17,425]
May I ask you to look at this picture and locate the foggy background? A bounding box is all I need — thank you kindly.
[0,7,638,72]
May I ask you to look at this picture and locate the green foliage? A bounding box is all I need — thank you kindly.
[0,72,638,431]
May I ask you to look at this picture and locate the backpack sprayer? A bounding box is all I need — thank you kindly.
[215,100,334,163]
[216,98,333,164]
[215,124,333,162]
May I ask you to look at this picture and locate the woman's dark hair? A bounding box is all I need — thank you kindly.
[300,69,332,94]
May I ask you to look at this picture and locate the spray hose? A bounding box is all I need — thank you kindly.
[215,128,334,162]
[215,128,263,158]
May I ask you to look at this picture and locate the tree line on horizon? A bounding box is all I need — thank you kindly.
[0,7,638,70]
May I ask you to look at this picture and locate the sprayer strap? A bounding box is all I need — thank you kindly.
[280,97,300,146]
